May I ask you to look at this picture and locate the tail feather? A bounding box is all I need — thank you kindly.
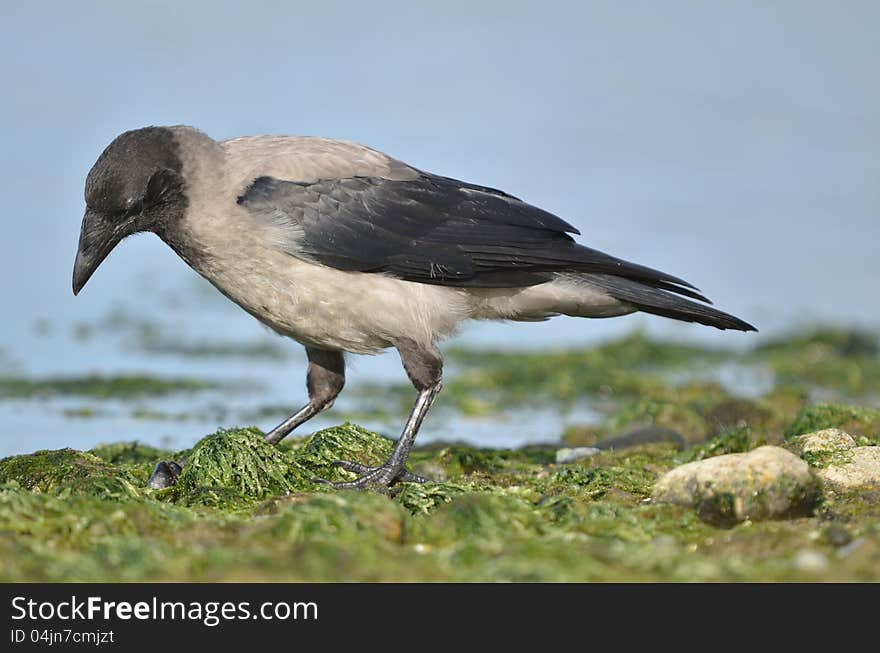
[589,274,757,332]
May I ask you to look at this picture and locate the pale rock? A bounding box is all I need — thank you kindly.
[815,447,880,492]
[652,446,818,525]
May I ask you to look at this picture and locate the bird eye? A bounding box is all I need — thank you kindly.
[146,168,181,205]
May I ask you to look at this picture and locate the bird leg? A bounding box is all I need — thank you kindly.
[315,339,442,489]
[264,348,345,444]
[146,347,345,489]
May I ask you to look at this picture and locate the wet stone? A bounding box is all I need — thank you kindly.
[814,447,880,493]
[652,446,818,526]
[555,447,600,464]
[787,428,856,457]
[787,429,880,493]
[594,425,686,451]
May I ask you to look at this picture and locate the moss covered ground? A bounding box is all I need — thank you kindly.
[1,327,879,581]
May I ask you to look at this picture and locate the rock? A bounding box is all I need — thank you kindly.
[823,523,852,548]
[652,446,818,526]
[786,428,880,493]
[837,537,869,559]
[593,425,685,451]
[793,549,830,573]
[555,447,600,464]
[0,447,142,499]
[814,447,880,492]
[787,428,856,456]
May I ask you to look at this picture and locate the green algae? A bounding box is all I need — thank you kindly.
[292,423,395,483]
[89,441,172,465]
[800,448,856,470]
[3,326,880,581]
[784,429,861,469]
[139,336,290,360]
[344,327,880,431]
[0,374,219,400]
[601,397,710,444]
[172,427,311,507]
[755,328,879,358]
[679,427,759,463]
[74,308,290,360]
[0,449,141,500]
[434,326,880,444]
[439,331,722,411]
[1,422,878,581]
[565,386,787,451]
[751,328,880,397]
[786,404,880,441]
[339,330,736,420]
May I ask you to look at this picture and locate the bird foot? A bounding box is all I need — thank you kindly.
[313,459,428,489]
[147,460,184,489]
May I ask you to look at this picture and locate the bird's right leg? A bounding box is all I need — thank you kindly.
[147,347,344,489]
[264,347,345,444]
[314,339,442,489]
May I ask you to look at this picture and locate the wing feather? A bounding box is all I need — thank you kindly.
[238,173,701,293]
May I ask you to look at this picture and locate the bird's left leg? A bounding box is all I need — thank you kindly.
[264,347,345,444]
[316,339,443,489]
[147,347,344,489]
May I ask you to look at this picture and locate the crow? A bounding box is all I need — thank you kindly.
[73,126,755,489]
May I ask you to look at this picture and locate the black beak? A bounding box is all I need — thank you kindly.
[72,209,122,296]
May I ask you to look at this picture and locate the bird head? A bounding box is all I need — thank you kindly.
[72,127,186,295]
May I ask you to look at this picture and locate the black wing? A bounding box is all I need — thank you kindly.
[238,173,707,297]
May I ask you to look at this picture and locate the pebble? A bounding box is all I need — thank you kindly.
[594,425,686,451]
[793,549,830,573]
[555,447,600,464]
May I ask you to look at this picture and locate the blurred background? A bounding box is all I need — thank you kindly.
[0,1,877,456]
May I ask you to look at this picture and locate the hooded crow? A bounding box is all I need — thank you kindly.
[73,126,756,489]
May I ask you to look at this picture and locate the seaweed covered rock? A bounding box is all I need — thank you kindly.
[786,428,856,468]
[602,398,708,444]
[652,446,818,526]
[90,441,177,486]
[0,448,140,499]
[596,425,686,452]
[291,424,473,511]
[597,389,785,448]
[89,441,171,465]
[788,429,880,492]
[173,427,310,506]
[165,424,465,508]
[815,448,880,492]
[786,404,880,440]
[292,423,395,483]
[678,428,757,463]
[417,493,544,544]
[394,481,471,515]
[253,492,409,545]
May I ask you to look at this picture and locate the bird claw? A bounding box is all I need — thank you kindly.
[313,459,429,489]
[146,456,429,492]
